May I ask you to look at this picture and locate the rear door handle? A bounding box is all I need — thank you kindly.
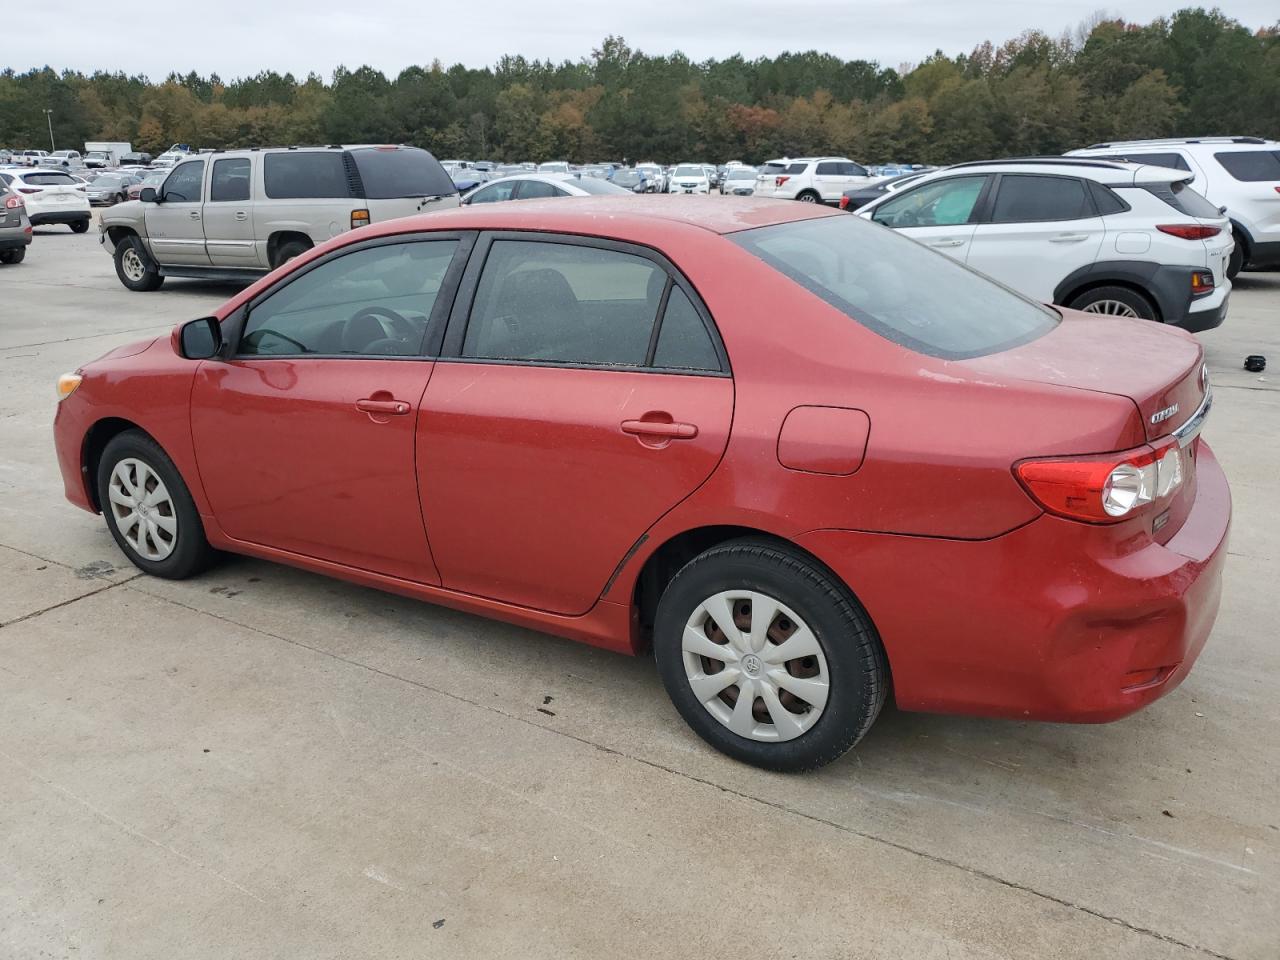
[1050,233,1088,243]
[928,239,965,248]
[189,211,201,221]
[356,398,410,416]
[621,419,698,440]
[234,211,248,222]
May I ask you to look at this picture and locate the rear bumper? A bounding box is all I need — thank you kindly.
[0,231,31,250]
[1180,293,1229,333]
[798,442,1231,723]
[30,210,90,225]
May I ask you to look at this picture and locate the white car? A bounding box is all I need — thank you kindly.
[667,164,711,194]
[857,157,1233,331]
[536,161,570,175]
[461,173,631,204]
[0,167,91,232]
[50,149,82,166]
[19,150,48,166]
[754,157,877,204]
[1067,137,1280,278]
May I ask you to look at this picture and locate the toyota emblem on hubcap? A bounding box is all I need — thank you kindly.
[742,654,763,677]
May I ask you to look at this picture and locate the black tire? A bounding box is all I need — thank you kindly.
[272,239,311,269]
[70,219,90,234]
[1067,285,1157,321]
[796,190,821,203]
[1227,234,1245,281]
[654,538,889,772]
[96,430,215,579]
[114,236,164,291]
[0,247,25,264]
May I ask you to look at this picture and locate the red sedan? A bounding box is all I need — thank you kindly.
[53,198,1229,771]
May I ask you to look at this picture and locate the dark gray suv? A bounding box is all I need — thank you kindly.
[0,182,32,264]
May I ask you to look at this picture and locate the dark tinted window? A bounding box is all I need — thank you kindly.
[467,181,518,204]
[348,147,455,199]
[732,215,1058,360]
[240,241,459,357]
[161,161,204,202]
[1094,152,1190,171]
[787,163,807,174]
[1128,180,1223,218]
[873,176,986,227]
[210,158,251,202]
[816,162,840,175]
[464,240,666,366]
[25,172,76,185]
[517,179,564,199]
[761,162,787,174]
[653,287,720,371]
[842,162,869,176]
[1088,180,1129,215]
[263,152,349,200]
[1214,150,1280,182]
[990,175,1091,222]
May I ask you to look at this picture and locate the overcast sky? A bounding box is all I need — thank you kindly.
[16,1,1279,80]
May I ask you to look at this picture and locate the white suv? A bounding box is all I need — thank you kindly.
[754,157,877,204]
[0,167,91,232]
[1067,137,1279,278]
[857,158,1232,332]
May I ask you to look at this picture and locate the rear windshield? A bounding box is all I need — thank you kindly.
[264,152,350,199]
[760,162,787,174]
[573,177,630,195]
[1127,180,1222,219]
[349,146,456,199]
[731,215,1058,360]
[1214,150,1280,182]
[25,172,75,185]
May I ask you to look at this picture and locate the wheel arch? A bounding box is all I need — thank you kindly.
[82,417,154,512]
[1054,261,1165,321]
[266,230,315,268]
[104,225,140,249]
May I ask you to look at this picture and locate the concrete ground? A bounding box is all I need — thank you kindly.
[1,221,1277,960]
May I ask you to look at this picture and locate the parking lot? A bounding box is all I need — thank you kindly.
[1,220,1277,959]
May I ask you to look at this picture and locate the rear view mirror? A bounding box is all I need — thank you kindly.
[139,187,157,203]
[179,316,222,360]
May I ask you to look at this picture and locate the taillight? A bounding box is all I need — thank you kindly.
[18,187,40,194]
[775,176,790,187]
[1157,224,1221,240]
[838,196,850,210]
[1191,270,1214,294]
[1015,440,1185,523]
[4,196,21,209]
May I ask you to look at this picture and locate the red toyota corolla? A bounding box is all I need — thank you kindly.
[53,197,1229,771]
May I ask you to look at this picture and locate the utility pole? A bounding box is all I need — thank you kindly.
[43,109,55,151]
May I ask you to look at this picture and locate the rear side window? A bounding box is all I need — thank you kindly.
[652,287,720,371]
[1214,150,1280,182]
[25,172,75,185]
[348,147,455,200]
[990,175,1092,222]
[733,215,1058,360]
[1129,180,1223,218]
[1094,152,1191,172]
[787,163,808,174]
[210,158,251,202]
[463,240,668,366]
[264,152,350,200]
[816,162,840,175]
[1088,181,1130,215]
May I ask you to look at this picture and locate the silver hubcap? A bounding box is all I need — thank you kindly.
[682,591,829,742]
[1081,299,1139,318]
[799,194,816,202]
[121,248,145,282]
[108,458,177,561]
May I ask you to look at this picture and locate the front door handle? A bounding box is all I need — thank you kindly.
[1050,233,1088,243]
[356,397,410,416]
[234,211,248,222]
[928,238,965,248]
[189,210,201,221]
[621,419,698,440]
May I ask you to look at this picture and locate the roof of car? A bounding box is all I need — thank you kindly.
[909,158,1193,186]
[1078,136,1275,149]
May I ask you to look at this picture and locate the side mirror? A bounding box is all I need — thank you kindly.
[178,316,222,360]
[139,187,158,203]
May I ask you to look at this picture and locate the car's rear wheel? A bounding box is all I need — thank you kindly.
[0,248,25,264]
[70,219,90,234]
[272,239,311,269]
[114,236,163,291]
[654,538,888,772]
[97,430,214,579]
[1227,234,1245,280]
[796,191,820,203]
[1069,285,1157,321]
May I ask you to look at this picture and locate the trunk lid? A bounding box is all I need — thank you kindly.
[962,310,1205,443]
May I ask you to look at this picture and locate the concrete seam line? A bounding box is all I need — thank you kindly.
[0,322,170,353]
[125,584,1240,960]
[0,575,140,629]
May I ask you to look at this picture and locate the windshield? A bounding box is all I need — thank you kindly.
[731,215,1058,360]
[674,166,704,178]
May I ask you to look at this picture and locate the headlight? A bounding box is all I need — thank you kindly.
[57,373,82,401]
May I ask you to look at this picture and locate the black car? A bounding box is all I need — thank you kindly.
[839,172,925,211]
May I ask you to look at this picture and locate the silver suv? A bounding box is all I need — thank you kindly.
[0,181,33,265]
[100,145,458,291]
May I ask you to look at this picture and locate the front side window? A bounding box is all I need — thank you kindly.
[210,158,251,202]
[239,240,459,357]
[841,162,869,177]
[463,240,668,366]
[1214,150,1280,182]
[263,152,349,200]
[990,175,1092,223]
[162,161,204,202]
[468,181,518,204]
[732,215,1058,360]
[872,175,987,228]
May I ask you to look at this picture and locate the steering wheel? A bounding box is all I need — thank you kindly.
[352,306,414,338]
[342,306,418,354]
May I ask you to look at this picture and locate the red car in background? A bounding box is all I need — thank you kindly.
[52,198,1229,771]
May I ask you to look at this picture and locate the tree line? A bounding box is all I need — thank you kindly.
[1,8,1277,165]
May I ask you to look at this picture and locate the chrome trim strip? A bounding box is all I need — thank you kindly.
[1172,387,1211,448]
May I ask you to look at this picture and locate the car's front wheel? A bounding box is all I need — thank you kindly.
[114,236,164,291]
[654,538,888,772]
[97,430,214,579]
